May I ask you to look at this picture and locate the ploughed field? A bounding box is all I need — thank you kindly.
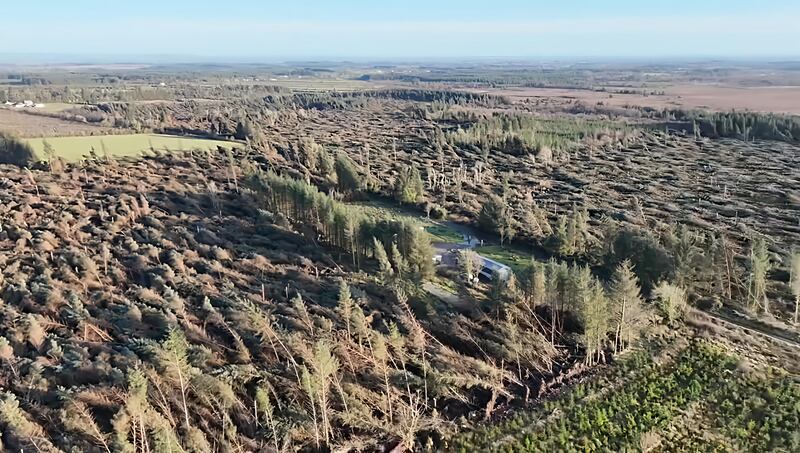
[464,84,800,115]
[0,108,112,137]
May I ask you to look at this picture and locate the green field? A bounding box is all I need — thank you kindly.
[425,223,464,244]
[24,134,242,161]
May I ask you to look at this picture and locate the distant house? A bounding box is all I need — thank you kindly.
[7,100,44,109]
[477,256,512,282]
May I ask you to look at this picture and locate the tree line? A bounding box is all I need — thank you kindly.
[445,112,633,156]
[666,110,800,142]
[245,169,434,281]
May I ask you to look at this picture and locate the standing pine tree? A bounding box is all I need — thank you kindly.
[521,261,547,307]
[668,224,700,291]
[405,226,434,281]
[747,237,771,313]
[337,280,353,340]
[579,274,609,366]
[42,139,57,172]
[790,250,800,324]
[459,249,482,286]
[373,238,393,280]
[608,260,646,353]
[394,166,425,204]
[390,242,408,280]
[478,195,517,245]
[334,153,360,196]
[654,281,687,323]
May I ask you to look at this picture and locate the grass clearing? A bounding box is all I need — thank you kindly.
[350,201,463,244]
[24,133,242,161]
[475,245,533,274]
[425,223,464,244]
[431,275,460,295]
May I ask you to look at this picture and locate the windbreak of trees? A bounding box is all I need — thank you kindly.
[510,259,649,365]
[7,83,291,105]
[246,170,434,280]
[354,68,597,88]
[359,89,508,106]
[669,110,800,142]
[446,113,632,155]
[262,89,509,111]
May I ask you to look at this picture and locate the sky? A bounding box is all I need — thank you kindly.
[3,1,800,61]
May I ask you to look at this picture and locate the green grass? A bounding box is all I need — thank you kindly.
[431,275,460,295]
[24,134,242,162]
[474,245,532,274]
[350,201,463,244]
[425,224,464,244]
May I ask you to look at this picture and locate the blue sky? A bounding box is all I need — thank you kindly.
[3,1,799,60]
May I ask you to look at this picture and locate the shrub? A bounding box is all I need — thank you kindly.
[0,132,36,167]
[234,118,256,141]
[653,282,687,322]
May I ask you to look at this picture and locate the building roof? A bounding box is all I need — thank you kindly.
[479,256,511,272]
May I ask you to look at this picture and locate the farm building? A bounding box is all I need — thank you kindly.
[10,100,43,109]
[477,255,512,281]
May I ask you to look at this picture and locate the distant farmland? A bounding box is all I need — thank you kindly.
[24,134,242,161]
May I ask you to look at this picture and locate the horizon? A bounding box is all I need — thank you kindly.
[3,1,800,60]
[2,54,800,68]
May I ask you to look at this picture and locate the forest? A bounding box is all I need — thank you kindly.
[0,61,798,452]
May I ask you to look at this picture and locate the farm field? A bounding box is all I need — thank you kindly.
[467,84,800,115]
[34,102,77,113]
[0,107,112,137]
[267,78,385,91]
[23,133,242,161]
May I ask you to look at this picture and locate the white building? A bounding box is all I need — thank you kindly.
[477,256,512,282]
